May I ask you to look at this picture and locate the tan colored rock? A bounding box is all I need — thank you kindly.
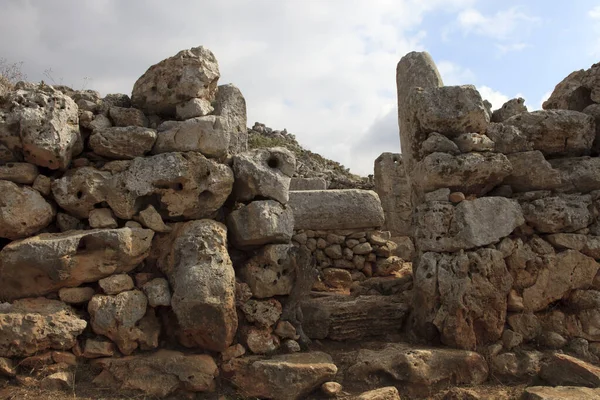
[290,177,327,190]
[0,162,38,184]
[521,194,593,233]
[242,326,280,354]
[32,174,52,195]
[356,387,401,400]
[41,371,73,391]
[222,343,246,362]
[540,353,600,387]
[489,351,542,383]
[136,204,171,232]
[83,338,115,359]
[485,122,532,154]
[175,97,213,119]
[0,298,87,357]
[321,381,342,397]
[222,352,337,400]
[92,349,218,396]
[142,277,171,307]
[275,320,299,340]
[492,97,527,122]
[0,357,16,377]
[153,116,229,159]
[58,287,95,304]
[108,106,148,127]
[0,227,153,300]
[452,132,495,152]
[546,233,600,259]
[214,84,248,154]
[0,180,54,239]
[504,110,595,157]
[132,46,220,117]
[322,268,353,289]
[504,151,562,192]
[51,167,111,218]
[89,126,156,159]
[523,386,600,400]
[289,190,384,231]
[421,132,461,156]
[239,244,294,298]
[543,64,600,111]
[88,208,118,229]
[155,220,237,352]
[228,200,294,249]
[99,274,134,295]
[241,299,282,328]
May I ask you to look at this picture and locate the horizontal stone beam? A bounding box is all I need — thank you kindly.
[289,189,384,230]
[290,177,327,190]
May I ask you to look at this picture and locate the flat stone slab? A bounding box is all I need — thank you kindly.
[290,177,327,190]
[523,386,600,400]
[289,190,384,230]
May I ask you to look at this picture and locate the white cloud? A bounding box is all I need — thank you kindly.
[589,6,600,57]
[456,6,541,40]
[477,86,509,110]
[589,6,600,20]
[437,61,476,85]
[537,90,552,111]
[496,42,530,55]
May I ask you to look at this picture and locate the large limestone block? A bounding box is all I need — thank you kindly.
[0,298,87,357]
[504,151,562,192]
[89,127,157,159]
[108,106,148,127]
[549,156,600,193]
[302,295,409,340]
[345,343,488,397]
[155,220,237,352]
[504,110,595,157]
[485,123,532,154]
[92,350,218,396]
[412,249,512,349]
[222,352,337,400]
[214,84,248,154]
[152,116,229,159]
[412,152,512,196]
[0,180,55,239]
[2,85,81,169]
[414,197,524,252]
[409,85,489,137]
[238,244,294,298]
[289,177,327,191]
[0,227,154,300]
[232,147,296,204]
[227,200,294,248]
[289,190,384,230]
[51,167,112,218]
[521,194,593,233]
[522,250,600,312]
[373,153,412,236]
[131,46,220,117]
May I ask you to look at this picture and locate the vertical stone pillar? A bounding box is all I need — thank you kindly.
[373,152,412,236]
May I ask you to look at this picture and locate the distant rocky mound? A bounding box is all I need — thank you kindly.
[248,122,374,190]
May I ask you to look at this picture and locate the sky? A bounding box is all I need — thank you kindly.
[1,0,599,176]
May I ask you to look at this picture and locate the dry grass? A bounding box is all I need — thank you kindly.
[0,58,26,96]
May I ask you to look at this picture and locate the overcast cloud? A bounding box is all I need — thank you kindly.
[1,0,598,175]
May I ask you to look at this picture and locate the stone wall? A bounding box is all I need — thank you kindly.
[374,152,412,237]
[398,52,600,360]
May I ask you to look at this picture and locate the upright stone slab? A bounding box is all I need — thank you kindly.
[289,190,384,231]
[374,153,412,236]
[214,84,248,155]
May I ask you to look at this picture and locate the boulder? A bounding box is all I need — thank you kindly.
[504,110,595,157]
[152,116,229,159]
[136,204,171,233]
[0,162,38,184]
[0,227,154,300]
[214,83,248,154]
[492,97,528,122]
[142,277,171,307]
[412,152,512,196]
[521,194,593,233]
[241,299,282,328]
[0,298,87,357]
[232,147,296,204]
[540,353,600,387]
[108,106,148,127]
[227,200,294,249]
[175,98,213,120]
[302,295,409,340]
[51,167,112,218]
[485,123,532,154]
[549,156,600,193]
[222,352,338,400]
[241,326,280,354]
[289,190,384,230]
[238,244,294,298]
[155,220,237,352]
[414,197,524,253]
[58,287,95,304]
[98,274,134,295]
[92,349,218,396]
[131,46,220,117]
[523,386,600,400]
[489,351,543,383]
[504,151,562,192]
[0,180,55,240]
[412,249,512,349]
[543,64,600,111]
[421,132,461,156]
[89,127,157,159]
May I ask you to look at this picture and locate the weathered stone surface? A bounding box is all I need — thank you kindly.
[92,349,218,396]
[241,326,280,354]
[374,153,412,237]
[540,353,600,387]
[142,277,171,307]
[175,98,213,120]
[549,156,600,193]
[583,103,600,153]
[321,381,343,397]
[485,123,532,154]
[521,194,593,233]
[132,46,220,117]
[222,352,337,400]
[32,174,52,195]
[523,386,600,400]
[136,204,171,233]
[239,244,294,298]
[51,167,111,218]
[89,127,157,159]
[222,344,246,362]
[108,106,148,127]
[289,190,384,231]
[507,313,541,341]
[0,227,154,300]
[356,387,401,400]
[504,151,562,192]
[0,298,87,357]
[452,133,494,152]
[492,97,527,122]
[302,295,409,340]
[421,132,461,156]
[88,208,118,229]
[489,351,543,383]
[83,338,115,358]
[0,162,38,184]
[412,249,512,349]
[543,64,600,111]
[414,197,524,252]
[58,286,95,304]
[504,110,595,156]
[322,268,352,289]
[546,233,600,259]
[0,357,16,377]
[522,250,600,312]
[290,177,327,191]
[214,84,248,154]
[3,86,81,169]
[155,220,237,352]
[228,200,294,248]
[241,299,282,328]
[153,116,229,159]
[0,180,54,240]
[346,343,488,395]
[233,147,295,204]
[99,274,134,295]
[412,152,512,196]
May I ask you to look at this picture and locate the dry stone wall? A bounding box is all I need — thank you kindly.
[397,52,600,360]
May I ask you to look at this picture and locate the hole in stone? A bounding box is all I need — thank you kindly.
[277,258,285,265]
[267,157,279,169]
[76,190,84,199]
[198,191,214,203]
